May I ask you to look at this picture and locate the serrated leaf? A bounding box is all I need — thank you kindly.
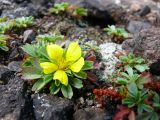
[61,84,73,99]
[22,43,36,57]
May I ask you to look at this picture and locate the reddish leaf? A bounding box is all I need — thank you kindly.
[86,55,96,62]
[85,50,97,62]
[114,50,127,58]
[113,105,131,120]
[144,82,160,91]
[87,72,98,83]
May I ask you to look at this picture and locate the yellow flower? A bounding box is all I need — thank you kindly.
[40,42,84,86]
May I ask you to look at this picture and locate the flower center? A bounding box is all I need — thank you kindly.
[58,58,69,70]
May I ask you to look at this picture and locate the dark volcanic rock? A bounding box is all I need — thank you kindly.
[54,0,124,26]
[32,94,74,120]
[137,5,151,17]
[122,27,160,74]
[73,108,105,120]
[0,65,14,85]
[0,75,27,119]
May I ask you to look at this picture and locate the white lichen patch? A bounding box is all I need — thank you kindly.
[99,42,122,80]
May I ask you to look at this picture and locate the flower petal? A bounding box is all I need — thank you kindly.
[53,70,68,86]
[47,44,64,61]
[40,62,58,74]
[69,57,84,72]
[66,42,82,62]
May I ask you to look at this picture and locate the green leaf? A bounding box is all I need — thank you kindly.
[134,64,148,72]
[122,98,136,107]
[73,71,87,79]
[49,2,69,14]
[121,72,130,79]
[125,65,133,77]
[117,78,128,85]
[138,104,144,113]
[0,46,9,51]
[61,84,73,99]
[50,82,60,94]
[70,78,83,89]
[22,66,42,79]
[32,74,53,91]
[153,103,160,109]
[55,80,60,86]
[136,77,148,89]
[142,112,159,120]
[136,58,145,64]
[21,43,36,57]
[22,58,42,79]
[127,82,138,96]
[36,34,64,43]
[150,112,159,120]
[141,90,148,99]
[82,61,93,70]
[142,104,153,112]
[130,74,139,82]
[119,56,128,62]
[153,92,160,103]
[73,7,88,16]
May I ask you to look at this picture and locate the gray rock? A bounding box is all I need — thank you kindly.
[9,48,21,60]
[8,61,22,72]
[122,27,160,65]
[86,99,94,106]
[23,29,36,43]
[126,20,151,34]
[73,108,105,120]
[1,7,31,18]
[32,94,74,120]
[0,75,27,119]
[0,0,15,10]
